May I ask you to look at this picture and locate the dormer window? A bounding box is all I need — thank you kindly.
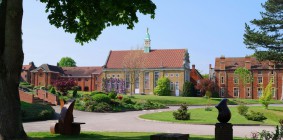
[258,70,262,75]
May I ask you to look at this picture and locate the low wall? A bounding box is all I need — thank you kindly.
[37,89,58,105]
[19,90,34,103]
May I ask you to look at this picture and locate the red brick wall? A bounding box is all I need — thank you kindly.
[37,89,58,105]
[19,90,34,103]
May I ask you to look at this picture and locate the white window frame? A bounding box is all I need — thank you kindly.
[258,87,263,97]
[144,72,150,89]
[233,87,239,97]
[221,76,224,84]
[246,87,251,97]
[170,82,174,91]
[258,77,263,84]
[234,77,239,84]
[272,87,276,97]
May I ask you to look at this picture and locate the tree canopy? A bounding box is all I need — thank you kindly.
[40,0,156,44]
[244,0,283,62]
[58,57,76,67]
[0,0,156,139]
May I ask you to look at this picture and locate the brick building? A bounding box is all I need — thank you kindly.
[103,29,190,96]
[30,64,102,91]
[190,64,203,85]
[21,62,36,83]
[212,56,282,100]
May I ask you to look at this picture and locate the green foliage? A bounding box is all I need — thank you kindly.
[245,110,267,121]
[244,0,283,62]
[72,89,78,98]
[92,94,111,103]
[259,80,273,109]
[90,91,106,96]
[108,92,117,99]
[49,87,56,94]
[58,57,76,67]
[154,77,171,96]
[93,102,113,112]
[134,100,166,110]
[21,102,55,122]
[40,86,46,90]
[237,105,249,116]
[202,74,209,79]
[182,81,196,97]
[234,67,253,86]
[122,97,135,104]
[40,0,156,44]
[205,91,212,98]
[173,104,190,120]
[47,85,53,90]
[204,107,213,111]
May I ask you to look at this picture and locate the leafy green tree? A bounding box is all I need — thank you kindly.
[182,81,196,97]
[154,77,171,96]
[202,74,209,79]
[259,80,273,109]
[58,57,77,67]
[0,0,156,139]
[234,67,253,98]
[244,0,283,62]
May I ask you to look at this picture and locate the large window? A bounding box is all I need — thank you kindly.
[125,73,130,89]
[233,87,239,97]
[220,88,225,97]
[272,88,276,97]
[144,72,150,89]
[170,82,174,91]
[258,88,263,97]
[154,71,160,87]
[135,72,139,89]
[246,87,251,97]
[258,77,263,84]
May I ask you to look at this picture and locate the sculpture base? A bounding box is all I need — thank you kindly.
[215,123,233,140]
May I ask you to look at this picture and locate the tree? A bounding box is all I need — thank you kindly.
[52,78,76,96]
[234,67,253,98]
[259,80,273,109]
[122,47,145,95]
[195,78,215,96]
[58,57,76,67]
[154,77,171,96]
[0,0,156,139]
[202,74,209,79]
[182,81,196,97]
[244,0,283,62]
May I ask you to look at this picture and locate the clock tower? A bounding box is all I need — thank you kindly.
[144,28,151,53]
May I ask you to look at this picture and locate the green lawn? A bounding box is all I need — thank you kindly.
[128,95,282,105]
[27,132,249,140]
[140,106,283,125]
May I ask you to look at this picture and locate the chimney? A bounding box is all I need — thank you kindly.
[220,56,225,70]
[245,56,251,69]
[192,64,195,70]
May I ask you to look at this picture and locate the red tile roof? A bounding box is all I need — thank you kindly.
[214,57,281,70]
[105,49,187,69]
[62,67,102,77]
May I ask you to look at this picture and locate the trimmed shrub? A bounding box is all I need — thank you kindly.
[21,102,55,122]
[73,89,78,98]
[47,85,53,90]
[92,94,111,103]
[93,102,112,112]
[173,104,190,120]
[91,91,106,96]
[237,105,249,116]
[135,100,166,110]
[245,111,267,121]
[40,86,46,90]
[154,77,171,96]
[108,92,117,99]
[122,97,135,104]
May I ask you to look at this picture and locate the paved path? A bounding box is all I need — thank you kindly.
[24,105,281,138]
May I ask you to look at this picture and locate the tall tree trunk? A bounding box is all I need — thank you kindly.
[0,0,27,139]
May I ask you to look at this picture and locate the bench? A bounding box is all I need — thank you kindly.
[50,99,85,135]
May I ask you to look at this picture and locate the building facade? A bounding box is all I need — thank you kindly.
[212,56,282,99]
[30,64,102,91]
[21,62,36,83]
[103,29,190,96]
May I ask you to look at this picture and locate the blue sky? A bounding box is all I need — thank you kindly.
[23,0,265,74]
